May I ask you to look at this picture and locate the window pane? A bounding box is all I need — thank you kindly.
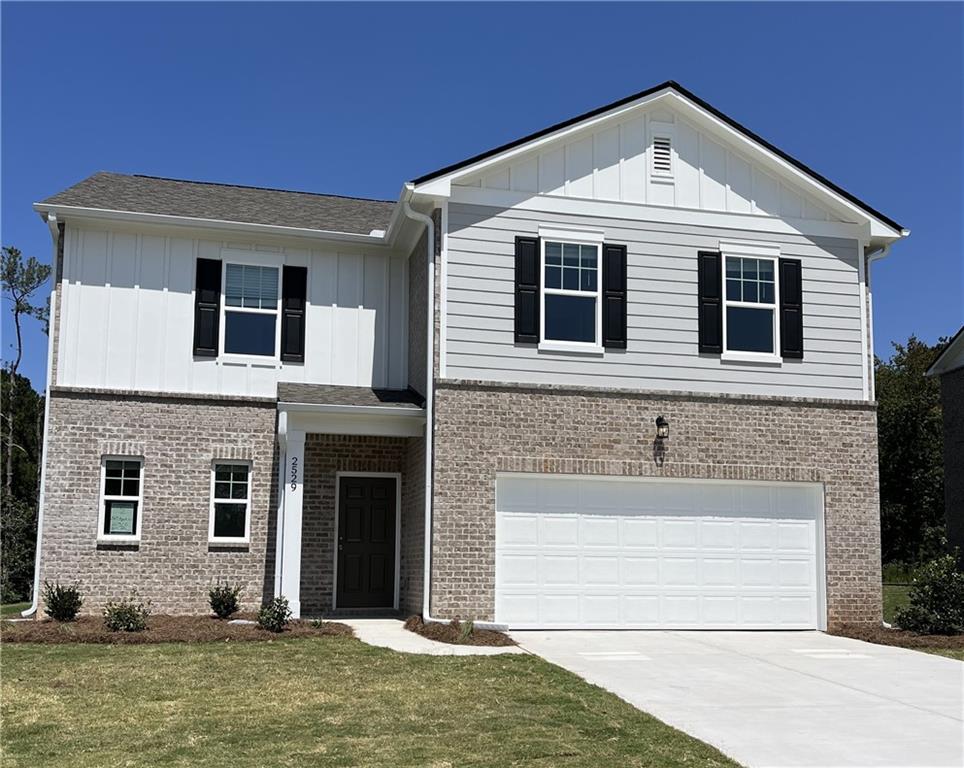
[122,478,140,497]
[562,243,579,267]
[105,500,137,536]
[742,259,758,280]
[581,269,597,292]
[225,264,279,310]
[760,282,775,304]
[563,267,579,291]
[105,478,123,496]
[122,461,140,476]
[545,265,561,289]
[726,307,774,353]
[726,279,741,301]
[726,257,741,278]
[105,460,123,476]
[580,245,597,269]
[545,242,562,265]
[231,466,249,482]
[215,468,231,481]
[215,482,230,499]
[214,503,247,539]
[224,312,276,356]
[231,482,248,500]
[545,294,596,343]
[743,281,758,303]
[759,260,774,281]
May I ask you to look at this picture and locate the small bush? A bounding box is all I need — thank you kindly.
[893,555,964,635]
[41,581,83,622]
[208,581,243,619]
[103,594,151,632]
[258,597,291,633]
[455,619,474,644]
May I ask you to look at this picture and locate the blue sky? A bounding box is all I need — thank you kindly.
[3,2,961,391]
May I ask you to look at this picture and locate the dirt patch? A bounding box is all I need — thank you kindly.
[832,623,964,651]
[1,614,353,644]
[403,615,515,647]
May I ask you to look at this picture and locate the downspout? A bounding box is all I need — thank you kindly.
[864,244,891,403]
[401,190,441,624]
[21,215,60,617]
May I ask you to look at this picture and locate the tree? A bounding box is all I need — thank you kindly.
[1,246,50,497]
[876,336,947,565]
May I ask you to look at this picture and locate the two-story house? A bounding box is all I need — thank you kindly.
[26,82,907,630]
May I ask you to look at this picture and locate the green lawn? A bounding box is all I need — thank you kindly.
[882,584,910,624]
[1,636,738,768]
[0,603,29,618]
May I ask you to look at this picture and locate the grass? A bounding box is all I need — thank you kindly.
[882,584,911,624]
[1,602,29,618]
[1,636,738,768]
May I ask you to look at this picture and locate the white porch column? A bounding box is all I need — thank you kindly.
[279,428,306,619]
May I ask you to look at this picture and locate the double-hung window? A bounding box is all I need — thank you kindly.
[99,458,143,541]
[542,239,601,348]
[723,254,778,356]
[223,264,279,357]
[210,462,251,543]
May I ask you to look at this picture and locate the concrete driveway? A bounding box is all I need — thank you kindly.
[512,630,963,768]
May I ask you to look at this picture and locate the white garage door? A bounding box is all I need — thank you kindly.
[495,475,824,630]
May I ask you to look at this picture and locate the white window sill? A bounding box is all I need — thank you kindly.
[721,351,783,366]
[208,538,250,545]
[538,341,605,356]
[97,535,140,544]
[216,355,282,368]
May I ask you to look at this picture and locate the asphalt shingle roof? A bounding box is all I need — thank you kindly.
[277,383,424,409]
[39,172,395,235]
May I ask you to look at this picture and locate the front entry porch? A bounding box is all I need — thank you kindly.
[274,384,426,618]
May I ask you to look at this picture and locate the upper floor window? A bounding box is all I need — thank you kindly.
[98,458,143,541]
[724,256,777,355]
[542,240,600,347]
[223,264,279,357]
[210,462,251,543]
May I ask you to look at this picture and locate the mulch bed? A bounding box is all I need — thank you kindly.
[832,623,964,651]
[1,614,353,644]
[404,616,516,647]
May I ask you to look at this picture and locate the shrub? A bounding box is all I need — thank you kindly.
[258,597,291,633]
[41,581,83,622]
[103,594,152,632]
[208,581,243,619]
[893,555,964,635]
[455,619,474,644]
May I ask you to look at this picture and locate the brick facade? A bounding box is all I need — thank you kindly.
[430,380,882,629]
[39,390,425,616]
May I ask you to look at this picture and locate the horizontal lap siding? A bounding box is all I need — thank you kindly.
[445,203,865,399]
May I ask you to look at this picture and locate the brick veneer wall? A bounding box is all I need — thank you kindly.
[39,389,278,614]
[300,434,423,616]
[939,368,964,556]
[431,380,882,629]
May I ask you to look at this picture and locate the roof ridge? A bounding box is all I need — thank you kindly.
[123,173,396,205]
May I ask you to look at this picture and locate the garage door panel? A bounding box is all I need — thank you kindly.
[495,476,822,630]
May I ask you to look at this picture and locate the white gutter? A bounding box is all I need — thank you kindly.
[22,215,60,618]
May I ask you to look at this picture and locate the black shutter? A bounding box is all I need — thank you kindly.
[514,236,540,344]
[601,243,627,349]
[280,265,308,363]
[697,251,723,353]
[193,258,222,357]
[779,258,804,359]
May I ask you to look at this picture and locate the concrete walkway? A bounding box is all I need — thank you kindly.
[342,618,524,656]
[513,629,964,768]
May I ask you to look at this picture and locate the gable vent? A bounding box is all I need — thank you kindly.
[652,136,673,176]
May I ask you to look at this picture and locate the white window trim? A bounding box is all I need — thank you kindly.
[219,262,282,362]
[209,460,253,545]
[539,235,604,353]
[720,243,782,365]
[97,456,144,543]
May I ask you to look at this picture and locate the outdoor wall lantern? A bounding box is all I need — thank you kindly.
[655,416,670,440]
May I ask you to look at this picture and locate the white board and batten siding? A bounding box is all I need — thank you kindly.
[455,105,847,224]
[56,224,409,397]
[496,474,825,630]
[445,202,866,400]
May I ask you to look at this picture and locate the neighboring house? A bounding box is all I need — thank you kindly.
[28,81,908,630]
[925,326,964,556]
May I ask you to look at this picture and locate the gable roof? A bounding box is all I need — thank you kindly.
[39,172,395,236]
[925,326,964,377]
[411,80,904,234]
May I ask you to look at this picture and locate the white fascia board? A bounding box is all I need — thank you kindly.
[33,202,395,247]
[450,185,865,241]
[925,329,964,377]
[278,402,426,438]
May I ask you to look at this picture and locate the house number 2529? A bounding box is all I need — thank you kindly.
[289,457,299,491]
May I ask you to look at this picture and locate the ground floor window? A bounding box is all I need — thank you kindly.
[99,458,143,541]
[210,462,251,543]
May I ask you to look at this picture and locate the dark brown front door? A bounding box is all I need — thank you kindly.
[336,476,397,609]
